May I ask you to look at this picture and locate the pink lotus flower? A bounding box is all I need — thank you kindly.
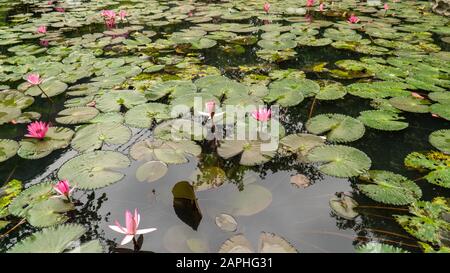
[347,14,360,24]
[53,180,74,199]
[37,25,47,34]
[119,10,127,20]
[199,101,223,120]
[27,73,42,85]
[384,3,389,10]
[47,1,53,4]
[101,10,116,18]
[263,2,270,13]
[109,209,157,245]
[252,108,271,122]
[411,92,425,99]
[55,7,65,12]
[306,0,314,7]
[319,3,324,11]
[25,121,49,139]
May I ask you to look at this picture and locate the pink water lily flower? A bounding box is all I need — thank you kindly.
[306,0,314,7]
[101,10,116,18]
[53,180,74,199]
[25,121,49,139]
[119,10,127,20]
[252,108,272,122]
[199,101,223,120]
[319,3,324,11]
[384,3,389,10]
[55,7,65,12]
[109,209,157,245]
[263,2,270,13]
[37,25,47,34]
[40,39,49,47]
[347,14,360,24]
[27,73,42,85]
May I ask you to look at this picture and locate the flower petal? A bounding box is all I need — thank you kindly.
[109,225,126,234]
[120,235,134,245]
[136,228,157,235]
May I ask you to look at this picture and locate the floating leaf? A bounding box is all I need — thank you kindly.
[219,234,254,253]
[329,193,359,220]
[307,145,371,178]
[130,138,201,164]
[258,232,298,253]
[0,139,19,162]
[0,179,22,218]
[24,79,68,98]
[8,224,102,253]
[215,213,238,232]
[306,114,365,143]
[356,242,409,253]
[71,123,131,152]
[395,197,450,246]
[389,97,430,113]
[8,182,53,217]
[430,103,450,120]
[358,170,422,205]
[27,198,74,227]
[124,103,170,128]
[18,127,74,159]
[217,139,277,166]
[0,107,21,125]
[226,184,272,216]
[95,90,147,112]
[136,161,168,183]
[0,90,34,109]
[58,151,131,190]
[280,133,325,157]
[146,80,197,101]
[55,107,99,125]
[358,110,408,131]
[404,151,450,188]
[315,82,347,100]
[429,129,450,154]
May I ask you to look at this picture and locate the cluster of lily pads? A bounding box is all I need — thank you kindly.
[0,0,449,253]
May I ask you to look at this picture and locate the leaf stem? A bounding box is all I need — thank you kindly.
[37,84,53,103]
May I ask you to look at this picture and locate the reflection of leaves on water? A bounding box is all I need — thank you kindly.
[72,192,116,252]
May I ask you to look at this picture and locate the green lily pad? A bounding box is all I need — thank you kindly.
[329,193,359,220]
[279,133,325,157]
[356,242,409,253]
[130,138,201,164]
[404,151,450,188]
[8,182,53,217]
[136,161,168,183]
[0,107,21,125]
[71,122,131,152]
[389,97,430,113]
[217,139,277,166]
[315,82,347,100]
[358,110,409,131]
[307,145,372,178]
[55,107,99,125]
[226,184,273,216]
[154,119,205,141]
[429,129,450,154]
[124,103,171,128]
[0,139,19,162]
[347,81,411,99]
[8,224,103,253]
[395,197,450,246]
[57,151,131,190]
[27,198,74,228]
[0,179,22,218]
[0,90,34,109]
[146,80,197,101]
[24,79,68,98]
[18,127,74,159]
[96,90,147,112]
[265,78,319,106]
[358,170,422,205]
[306,114,365,143]
[430,103,450,120]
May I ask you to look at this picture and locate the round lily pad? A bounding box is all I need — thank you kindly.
[71,123,131,152]
[124,103,171,128]
[95,90,147,112]
[429,129,450,154]
[57,151,131,190]
[358,110,409,131]
[55,107,99,124]
[217,140,277,166]
[389,97,430,113]
[0,107,21,125]
[280,133,325,157]
[130,138,201,164]
[307,145,372,178]
[0,139,19,162]
[24,79,68,98]
[329,193,359,220]
[18,127,74,159]
[306,114,365,143]
[136,161,168,183]
[27,198,74,228]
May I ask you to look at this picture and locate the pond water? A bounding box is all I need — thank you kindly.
[0,0,449,253]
